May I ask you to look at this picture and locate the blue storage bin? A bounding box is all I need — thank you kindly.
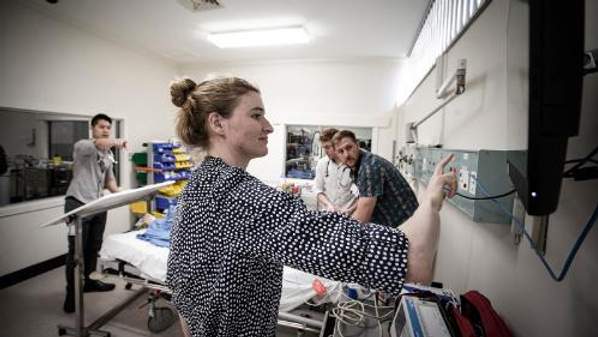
[175,170,191,180]
[152,143,173,153]
[154,162,176,170]
[155,196,177,210]
[154,171,176,182]
[154,153,175,163]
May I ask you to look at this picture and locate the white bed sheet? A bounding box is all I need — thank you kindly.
[100,230,168,282]
[100,230,339,312]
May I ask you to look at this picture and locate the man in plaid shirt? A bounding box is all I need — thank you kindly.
[333,130,418,228]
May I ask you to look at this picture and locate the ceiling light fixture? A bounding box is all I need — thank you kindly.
[177,0,223,12]
[207,26,310,48]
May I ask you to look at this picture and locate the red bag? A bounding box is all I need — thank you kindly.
[456,290,513,337]
[450,305,476,337]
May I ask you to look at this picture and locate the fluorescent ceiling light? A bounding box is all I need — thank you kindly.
[207,26,310,48]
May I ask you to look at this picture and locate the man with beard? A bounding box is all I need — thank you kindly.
[332,130,419,228]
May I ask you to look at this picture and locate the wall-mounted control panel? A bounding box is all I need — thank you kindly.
[398,146,521,224]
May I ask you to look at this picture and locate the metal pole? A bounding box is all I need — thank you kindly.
[74,216,85,337]
[278,311,324,329]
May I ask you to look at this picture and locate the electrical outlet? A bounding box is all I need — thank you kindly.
[459,166,469,191]
[413,147,517,224]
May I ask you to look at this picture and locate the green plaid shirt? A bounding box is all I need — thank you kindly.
[354,150,418,227]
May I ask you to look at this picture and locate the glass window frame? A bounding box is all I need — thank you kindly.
[0,107,124,208]
[284,125,372,180]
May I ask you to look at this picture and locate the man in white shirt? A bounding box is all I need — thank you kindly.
[313,128,357,214]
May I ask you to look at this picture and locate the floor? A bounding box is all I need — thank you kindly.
[0,266,316,337]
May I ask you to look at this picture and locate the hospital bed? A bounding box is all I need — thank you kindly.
[99,229,341,335]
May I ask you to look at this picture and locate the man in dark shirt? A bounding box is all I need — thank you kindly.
[333,130,418,227]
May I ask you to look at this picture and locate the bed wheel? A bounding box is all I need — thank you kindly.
[125,282,133,290]
[147,307,176,333]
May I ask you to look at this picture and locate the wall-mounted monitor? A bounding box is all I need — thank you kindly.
[506,0,585,215]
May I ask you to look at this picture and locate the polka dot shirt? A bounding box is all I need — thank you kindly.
[166,156,409,337]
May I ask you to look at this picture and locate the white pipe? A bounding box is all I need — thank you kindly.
[436,72,457,99]
[412,93,459,129]
[406,59,467,144]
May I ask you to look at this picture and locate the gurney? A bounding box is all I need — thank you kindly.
[99,229,341,334]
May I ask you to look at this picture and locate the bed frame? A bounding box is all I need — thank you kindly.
[99,259,327,336]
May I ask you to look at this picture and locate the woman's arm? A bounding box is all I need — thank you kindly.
[248,154,455,294]
[400,154,456,284]
[248,187,409,295]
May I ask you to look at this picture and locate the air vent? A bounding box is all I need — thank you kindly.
[176,0,223,12]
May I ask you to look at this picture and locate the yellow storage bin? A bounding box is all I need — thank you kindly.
[129,200,148,215]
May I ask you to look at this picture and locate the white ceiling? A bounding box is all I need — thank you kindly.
[22,0,429,64]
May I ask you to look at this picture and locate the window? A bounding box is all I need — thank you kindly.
[285,125,372,179]
[48,121,89,161]
[0,108,122,206]
[398,0,491,104]
[48,119,122,184]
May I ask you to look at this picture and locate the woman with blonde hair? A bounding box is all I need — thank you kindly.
[166,77,456,337]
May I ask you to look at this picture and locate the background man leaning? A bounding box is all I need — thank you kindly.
[333,130,418,227]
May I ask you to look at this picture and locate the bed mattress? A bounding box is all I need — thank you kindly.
[100,230,339,312]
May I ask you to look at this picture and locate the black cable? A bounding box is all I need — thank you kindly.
[564,166,598,181]
[455,189,516,200]
[563,145,598,177]
[476,178,598,282]
[565,158,598,165]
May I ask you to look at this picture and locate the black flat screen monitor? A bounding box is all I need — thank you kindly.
[506,0,585,216]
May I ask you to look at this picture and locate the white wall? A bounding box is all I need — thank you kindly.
[179,59,401,183]
[0,1,178,276]
[396,0,598,336]
[0,1,402,277]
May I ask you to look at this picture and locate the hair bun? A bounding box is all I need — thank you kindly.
[170,78,197,108]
